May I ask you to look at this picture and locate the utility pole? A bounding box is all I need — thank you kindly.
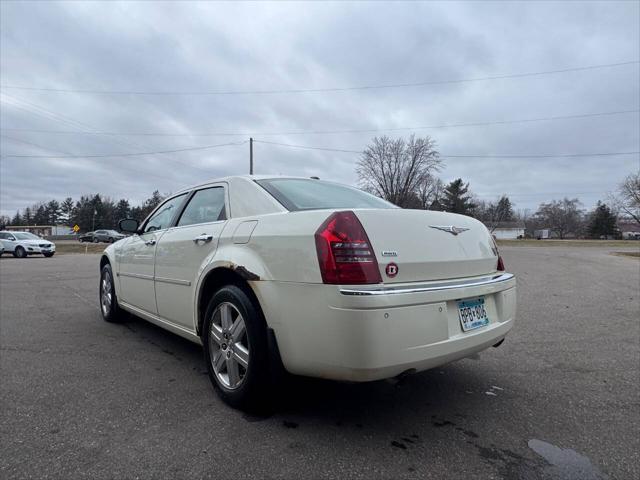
[249,137,254,175]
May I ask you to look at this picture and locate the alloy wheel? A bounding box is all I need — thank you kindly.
[101,271,112,316]
[209,302,250,390]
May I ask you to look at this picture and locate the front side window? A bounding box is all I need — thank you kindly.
[177,187,226,227]
[256,178,396,211]
[144,194,187,233]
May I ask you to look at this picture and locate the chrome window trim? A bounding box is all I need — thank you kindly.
[339,273,514,296]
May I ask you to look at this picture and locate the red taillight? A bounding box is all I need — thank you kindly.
[497,256,505,271]
[315,211,382,284]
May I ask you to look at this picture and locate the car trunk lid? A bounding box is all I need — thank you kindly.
[353,209,497,283]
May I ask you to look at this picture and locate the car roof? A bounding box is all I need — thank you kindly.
[172,175,313,196]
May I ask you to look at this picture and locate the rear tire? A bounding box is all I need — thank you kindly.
[93,238,99,244]
[14,246,26,258]
[100,263,125,323]
[202,285,271,411]
[109,237,114,243]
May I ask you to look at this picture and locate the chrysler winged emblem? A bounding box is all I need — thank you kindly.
[429,225,470,236]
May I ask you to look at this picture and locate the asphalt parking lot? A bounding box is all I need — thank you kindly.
[1,246,638,479]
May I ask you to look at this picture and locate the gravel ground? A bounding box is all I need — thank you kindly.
[1,246,638,479]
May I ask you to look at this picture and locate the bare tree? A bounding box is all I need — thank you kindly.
[357,135,442,208]
[535,198,584,239]
[617,172,640,224]
[417,175,444,210]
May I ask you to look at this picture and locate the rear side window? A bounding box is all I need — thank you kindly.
[256,179,396,211]
[177,187,226,227]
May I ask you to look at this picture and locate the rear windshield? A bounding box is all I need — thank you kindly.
[257,178,396,211]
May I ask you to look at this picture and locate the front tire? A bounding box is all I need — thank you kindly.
[100,263,125,323]
[203,285,271,411]
[14,246,26,258]
[93,238,99,244]
[43,252,54,258]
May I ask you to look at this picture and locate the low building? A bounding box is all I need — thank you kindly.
[5,225,54,236]
[534,228,551,240]
[488,222,525,240]
[618,220,640,240]
[4,225,73,237]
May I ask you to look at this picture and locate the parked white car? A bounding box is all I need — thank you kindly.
[0,231,56,258]
[99,176,516,410]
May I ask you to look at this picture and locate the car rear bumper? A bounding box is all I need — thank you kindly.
[254,273,516,382]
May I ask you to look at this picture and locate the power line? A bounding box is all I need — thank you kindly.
[1,61,637,96]
[0,140,247,159]
[5,137,634,160]
[252,139,640,158]
[253,140,363,154]
[0,134,76,156]
[0,94,220,173]
[474,190,612,198]
[0,135,207,183]
[2,109,637,138]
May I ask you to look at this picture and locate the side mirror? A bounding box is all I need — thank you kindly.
[119,218,140,234]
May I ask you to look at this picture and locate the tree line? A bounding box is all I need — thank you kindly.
[2,135,638,239]
[357,135,639,239]
[1,191,165,233]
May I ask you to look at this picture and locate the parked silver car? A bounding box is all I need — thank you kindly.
[91,229,126,243]
[0,231,56,258]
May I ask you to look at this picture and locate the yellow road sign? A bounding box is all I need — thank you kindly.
[73,225,80,232]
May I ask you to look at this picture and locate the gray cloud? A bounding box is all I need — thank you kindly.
[1,0,638,217]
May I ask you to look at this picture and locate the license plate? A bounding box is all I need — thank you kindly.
[457,297,489,332]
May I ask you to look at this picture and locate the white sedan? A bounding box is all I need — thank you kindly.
[100,176,516,409]
[0,231,56,258]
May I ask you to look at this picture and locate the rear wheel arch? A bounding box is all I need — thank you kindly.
[196,267,265,337]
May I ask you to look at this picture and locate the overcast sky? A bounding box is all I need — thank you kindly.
[1,0,639,218]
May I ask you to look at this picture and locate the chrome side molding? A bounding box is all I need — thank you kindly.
[339,273,515,296]
[118,271,190,286]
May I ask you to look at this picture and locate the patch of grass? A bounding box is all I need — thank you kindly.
[55,243,106,255]
[611,251,640,259]
[497,239,640,248]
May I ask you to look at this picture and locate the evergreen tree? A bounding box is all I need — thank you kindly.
[587,202,618,238]
[441,179,476,215]
[46,200,61,224]
[114,199,131,222]
[495,196,514,222]
[60,197,74,225]
[33,204,47,224]
[23,207,33,225]
[11,211,22,225]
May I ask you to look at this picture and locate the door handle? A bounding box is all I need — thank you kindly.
[193,234,213,244]
[145,239,156,246]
